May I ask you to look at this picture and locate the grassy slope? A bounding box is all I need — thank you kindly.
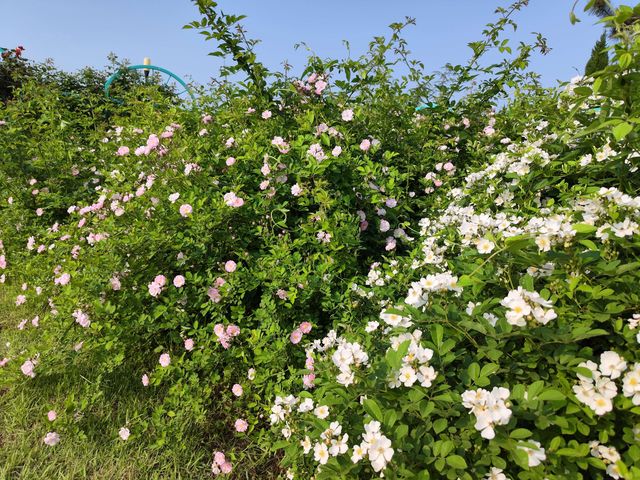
[0,286,211,480]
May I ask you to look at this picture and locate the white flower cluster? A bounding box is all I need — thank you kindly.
[461,387,512,439]
[351,421,394,473]
[622,363,640,405]
[331,341,369,387]
[387,330,437,388]
[500,287,556,327]
[270,394,299,427]
[301,420,350,465]
[405,271,461,308]
[379,307,412,328]
[465,141,553,187]
[573,351,626,415]
[590,441,622,479]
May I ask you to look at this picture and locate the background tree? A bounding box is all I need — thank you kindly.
[585,31,609,74]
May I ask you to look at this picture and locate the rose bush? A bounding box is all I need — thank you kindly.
[1,1,639,478]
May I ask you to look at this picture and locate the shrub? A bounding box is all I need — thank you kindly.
[1,1,638,478]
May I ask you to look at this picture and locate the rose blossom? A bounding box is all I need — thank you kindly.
[43,432,60,446]
[234,419,248,432]
[290,329,303,344]
[159,353,171,367]
[299,322,312,334]
[179,204,192,217]
[232,384,243,397]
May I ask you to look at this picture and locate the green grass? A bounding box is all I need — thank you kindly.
[0,286,212,479]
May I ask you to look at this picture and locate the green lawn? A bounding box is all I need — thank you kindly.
[0,286,212,480]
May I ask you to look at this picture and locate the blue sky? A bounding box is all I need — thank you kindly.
[1,1,608,88]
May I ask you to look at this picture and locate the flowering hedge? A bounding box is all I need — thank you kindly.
[1,1,640,478]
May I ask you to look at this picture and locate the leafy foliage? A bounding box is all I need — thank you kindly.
[1,1,639,479]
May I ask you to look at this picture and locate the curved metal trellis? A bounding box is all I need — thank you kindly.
[104,64,195,104]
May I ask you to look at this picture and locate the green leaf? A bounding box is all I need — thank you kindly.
[468,362,480,381]
[363,399,384,422]
[572,223,597,233]
[538,389,566,401]
[510,428,532,439]
[612,121,633,141]
[433,418,448,434]
[445,455,468,469]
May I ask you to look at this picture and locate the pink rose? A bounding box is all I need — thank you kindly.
[234,419,248,432]
[159,353,170,367]
[179,204,192,217]
[173,275,185,288]
[299,322,312,334]
[43,432,60,446]
[116,146,130,156]
[290,329,303,344]
[184,338,194,351]
[224,260,237,273]
[226,324,240,337]
[231,384,243,397]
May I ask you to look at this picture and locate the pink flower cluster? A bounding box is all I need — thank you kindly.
[72,309,90,328]
[214,323,240,349]
[207,277,226,303]
[271,136,290,154]
[133,133,168,156]
[290,321,313,345]
[293,72,327,96]
[54,272,71,286]
[148,275,167,297]
[308,143,326,162]
[303,354,316,389]
[211,451,232,475]
[223,192,244,208]
[159,353,171,367]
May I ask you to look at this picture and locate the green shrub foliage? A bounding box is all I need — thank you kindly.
[1,1,639,478]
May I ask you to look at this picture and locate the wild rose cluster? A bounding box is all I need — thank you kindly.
[387,330,437,389]
[330,340,369,387]
[214,323,240,349]
[590,441,622,479]
[303,420,349,466]
[461,387,512,439]
[289,321,312,345]
[404,271,462,308]
[351,421,394,473]
[500,287,556,327]
[573,351,640,415]
[293,72,328,96]
[211,451,232,476]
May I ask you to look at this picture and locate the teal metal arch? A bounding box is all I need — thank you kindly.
[104,64,195,103]
[415,102,438,112]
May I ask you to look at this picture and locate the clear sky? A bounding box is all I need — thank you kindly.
[1,1,609,88]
